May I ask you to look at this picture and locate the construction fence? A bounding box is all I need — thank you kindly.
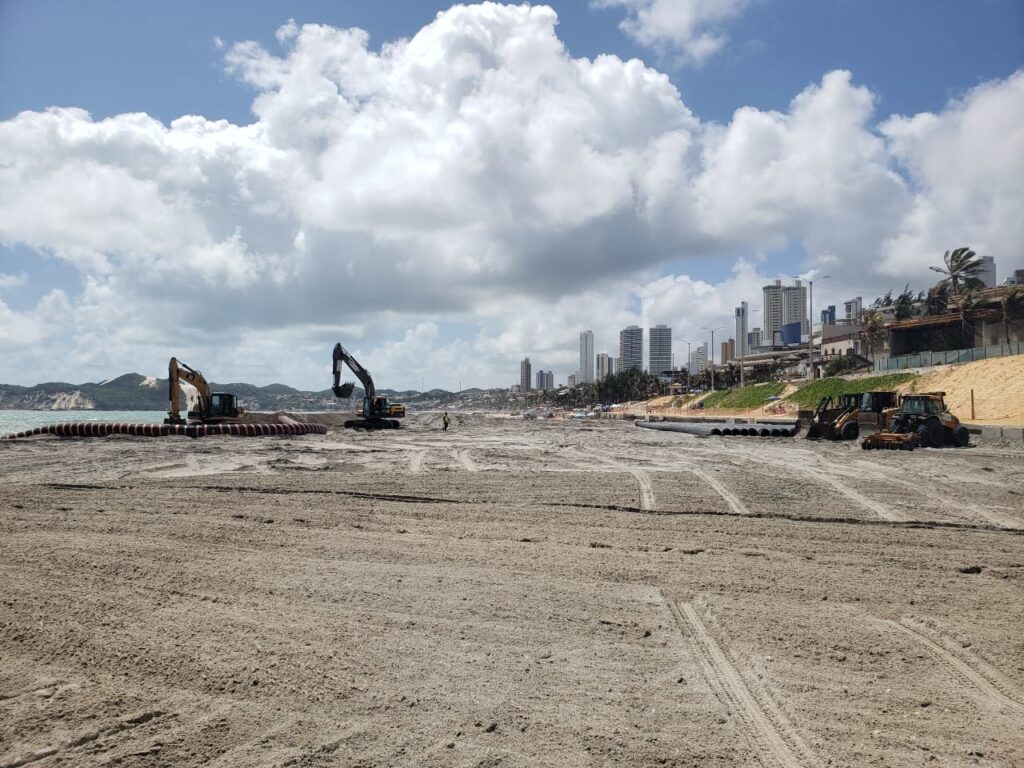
[874,341,1023,372]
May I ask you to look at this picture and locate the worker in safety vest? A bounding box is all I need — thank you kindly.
[442,412,450,431]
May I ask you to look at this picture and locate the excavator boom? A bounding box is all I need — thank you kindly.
[331,343,404,429]
[333,343,374,398]
[165,357,242,425]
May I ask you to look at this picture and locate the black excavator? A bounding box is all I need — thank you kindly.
[164,357,243,425]
[332,342,406,429]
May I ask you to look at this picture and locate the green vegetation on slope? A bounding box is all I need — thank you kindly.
[785,373,917,409]
[701,382,786,409]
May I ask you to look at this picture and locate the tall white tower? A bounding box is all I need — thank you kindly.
[579,330,595,383]
[735,302,749,359]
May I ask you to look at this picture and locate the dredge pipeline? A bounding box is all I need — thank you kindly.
[2,421,329,440]
[636,420,800,438]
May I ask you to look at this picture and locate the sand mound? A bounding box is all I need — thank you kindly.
[905,355,1024,424]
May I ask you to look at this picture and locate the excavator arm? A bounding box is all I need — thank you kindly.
[167,357,213,423]
[332,343,374,399]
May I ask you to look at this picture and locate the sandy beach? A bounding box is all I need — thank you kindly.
[2,413,1023,767]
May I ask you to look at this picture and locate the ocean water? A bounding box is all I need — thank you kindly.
[0,410,171,435]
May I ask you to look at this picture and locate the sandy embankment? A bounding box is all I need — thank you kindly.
[905,355,1024,425]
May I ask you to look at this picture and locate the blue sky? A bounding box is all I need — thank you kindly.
[4,1,1021,126]
[1,1,1022,388]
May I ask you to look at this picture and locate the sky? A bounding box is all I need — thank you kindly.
[1,0,1022,390]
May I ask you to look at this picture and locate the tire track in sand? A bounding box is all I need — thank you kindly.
[0,710,167,768]
[456,449,478,473]
[800,466,905,522]
[728,445,905,522]
[597,456,654,510]
[669,602,814,768]
[683,465,750,516]
[879,618,1024,717]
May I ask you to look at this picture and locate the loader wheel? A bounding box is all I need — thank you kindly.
[915,423,930,448]
[953,425,970,447]
[840,422,859,441]
[916,418,943,448]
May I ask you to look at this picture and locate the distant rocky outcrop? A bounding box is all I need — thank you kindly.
[0,374,510,412]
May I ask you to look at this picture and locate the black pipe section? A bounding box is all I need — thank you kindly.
[2,421,329,440]
[636,420,798,438]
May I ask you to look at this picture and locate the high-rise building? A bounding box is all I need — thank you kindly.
[567,374,577,388]
[535,370,547,390]
[764,279,809,337]
[613,357,621,375]
[519,357,532,391]
[596,352,612,380]
[648,325,672,375]
[720,340,730,364]
[749,327,763,349]
[763,280,784,340]
[579,330,595,383]
[844,297,863,321]
[978,256,997,288]
[619,326,643,371]
[784,280,809,335]
[1011,269,1024,286]
[820,305,836,325]
[689,342,708,374]
[545,371,554,390]
[734,302,749,359]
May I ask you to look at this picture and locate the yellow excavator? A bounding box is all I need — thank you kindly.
[164,357,243,425]
[332,343,405,429]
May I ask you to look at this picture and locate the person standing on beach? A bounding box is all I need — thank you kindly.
[442,412,450,432]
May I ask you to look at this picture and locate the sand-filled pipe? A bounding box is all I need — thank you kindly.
[2,421,329,440]
[636,421,797,438]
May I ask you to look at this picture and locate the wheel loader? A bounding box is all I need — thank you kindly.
[803,390,898,440]
[861,392,969,451]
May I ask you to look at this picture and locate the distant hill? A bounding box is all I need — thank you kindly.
[0,374,509,412]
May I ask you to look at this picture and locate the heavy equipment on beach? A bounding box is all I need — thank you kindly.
[804,390,899,440]
[164,357,243,425]
[332,342,406,429]
[861,392,969,450]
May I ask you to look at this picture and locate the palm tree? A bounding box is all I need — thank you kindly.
[924,282,950,316]
[872,290,894,308]
[929,247,985,296]
[860,310,885,361]
[894,284,916,320]
[953,288,981,347]
[1000,288,1024,350]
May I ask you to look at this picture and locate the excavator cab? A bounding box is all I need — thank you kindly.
[363,395,406,420]
[205,393,241,421]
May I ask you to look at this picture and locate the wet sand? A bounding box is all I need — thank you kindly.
[2,413,1023,767]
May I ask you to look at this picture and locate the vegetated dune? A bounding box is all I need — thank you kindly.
[906,355,1024,424]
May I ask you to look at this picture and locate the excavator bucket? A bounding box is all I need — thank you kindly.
[333,381,356,398]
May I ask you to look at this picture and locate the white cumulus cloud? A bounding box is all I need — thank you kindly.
[594,0,751,64]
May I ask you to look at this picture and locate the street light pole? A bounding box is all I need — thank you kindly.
[701,326,724,391]
[681,339,693,394]
[739,308,760,388]
[795,275,829,380]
